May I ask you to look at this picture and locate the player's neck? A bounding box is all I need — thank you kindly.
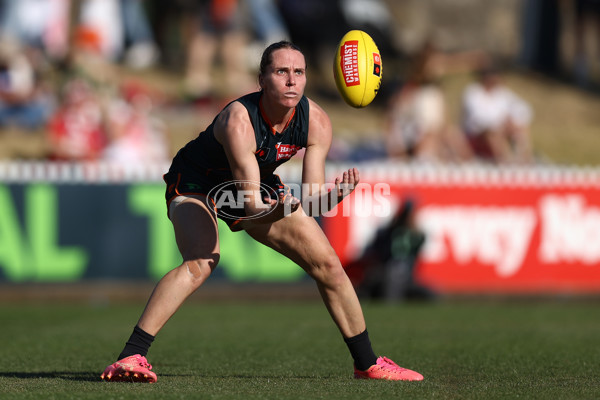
[259,96,295,133]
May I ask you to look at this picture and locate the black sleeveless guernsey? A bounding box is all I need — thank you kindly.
[163,91,310,229]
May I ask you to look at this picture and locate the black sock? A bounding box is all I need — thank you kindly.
[344,330,378,371]
[117,325,155,360]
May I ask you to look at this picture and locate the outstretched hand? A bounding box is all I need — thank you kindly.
[334,168,360,202]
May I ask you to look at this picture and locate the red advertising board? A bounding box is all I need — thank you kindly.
[322,165,600,294]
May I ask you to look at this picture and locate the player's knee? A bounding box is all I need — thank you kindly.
[184,254,219,287]
[312,252,346,286]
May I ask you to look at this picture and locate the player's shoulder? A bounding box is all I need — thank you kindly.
[224,98,249,113]
[306,97,332,145]
[306,97,331,126]
[214,99,254,144]
[218,100,252,126]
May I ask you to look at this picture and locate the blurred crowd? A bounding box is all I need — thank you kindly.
[382,42,535,165]
[0,0,595,166]
[0,0,370,163]
[0,0,170,163]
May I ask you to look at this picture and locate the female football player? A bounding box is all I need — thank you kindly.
[101,41,423,383]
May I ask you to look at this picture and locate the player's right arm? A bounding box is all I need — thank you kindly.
[214,101,298,223]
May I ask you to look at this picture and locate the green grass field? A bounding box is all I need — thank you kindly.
[0,299,598,399]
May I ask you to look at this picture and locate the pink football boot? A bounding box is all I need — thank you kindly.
[354,356,423,381]
[101,354,157,383]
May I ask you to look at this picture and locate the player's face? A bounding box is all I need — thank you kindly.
[260,49,306,108]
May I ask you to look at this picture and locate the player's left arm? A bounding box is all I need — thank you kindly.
[301,99,360,216]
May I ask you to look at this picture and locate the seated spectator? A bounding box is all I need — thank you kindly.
[245,0,289,45]
[461,66,534,164]
[102,83,169,164]
[70,19,119,87]
[0,0,158,69]
[78,0,125,63]
[385,41,475,163]
[244,0,290,68]
[385,79,459,162]
[182,0,254,100]
[120,0,160,69]
[0,0,70,61]
[47,78,107,161]
[0,37,54,131]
